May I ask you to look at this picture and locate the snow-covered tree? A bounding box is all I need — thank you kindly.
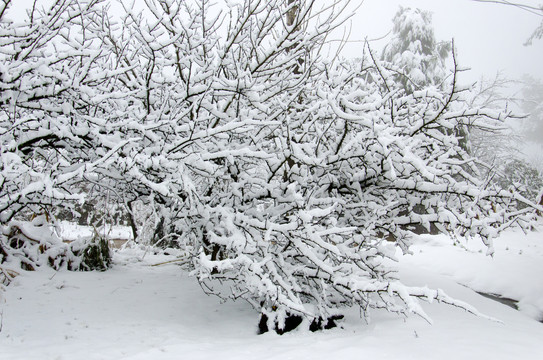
[521,76,543,143]
[1,0,540,332]
[467,74,543,204]
[467,74,520,170]
[527,21,543,45]
[381,7,451,94]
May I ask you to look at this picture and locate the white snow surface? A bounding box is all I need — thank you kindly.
[1,229,542,360]
[58,221,133,241]
[405,229,543,322]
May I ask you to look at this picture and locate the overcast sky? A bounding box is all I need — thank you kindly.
[334,0,543,84]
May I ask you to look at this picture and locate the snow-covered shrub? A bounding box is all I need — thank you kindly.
[0,215,111,277]
[495,159,543,205]
[69,233,111,271]
[1,216,68,272]
[0,0,540,331]
[114,1,534,329]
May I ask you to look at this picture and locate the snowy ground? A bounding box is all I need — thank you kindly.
[58,221,133,242]
[1,228,542,360]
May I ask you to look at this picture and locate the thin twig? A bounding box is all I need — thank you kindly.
[149,257,191,267]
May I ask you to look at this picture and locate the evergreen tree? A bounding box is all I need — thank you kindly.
[381,7,451,94]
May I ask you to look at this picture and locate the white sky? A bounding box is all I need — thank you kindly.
[334,0,543,84]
